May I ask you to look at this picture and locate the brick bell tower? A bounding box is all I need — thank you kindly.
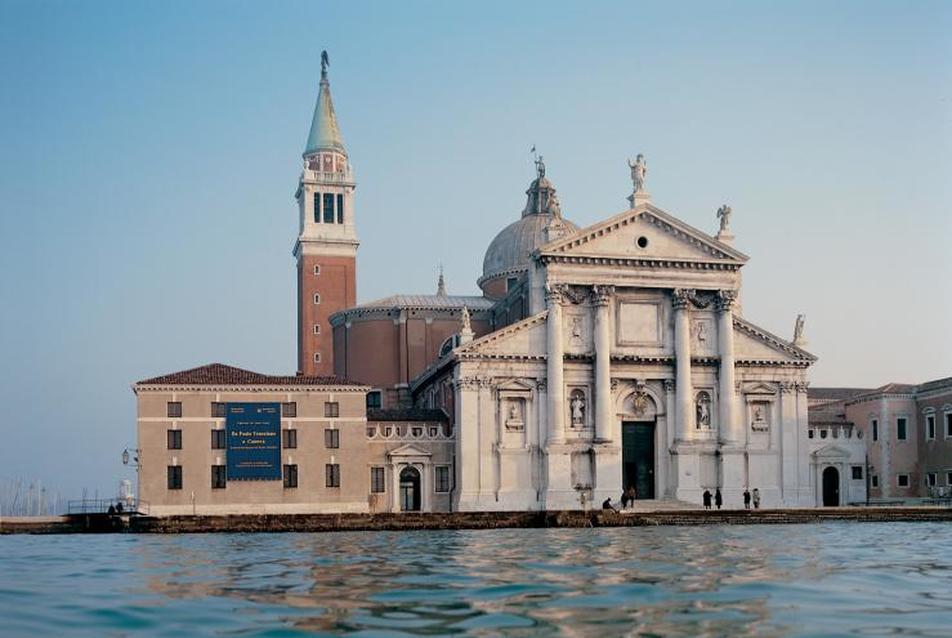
[294,51,357,376]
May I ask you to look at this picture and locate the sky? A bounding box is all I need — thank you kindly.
[1,1,950,500]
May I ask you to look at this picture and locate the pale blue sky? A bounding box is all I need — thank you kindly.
[1,1,950,498]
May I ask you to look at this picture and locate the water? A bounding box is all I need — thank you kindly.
[1,523,950,637]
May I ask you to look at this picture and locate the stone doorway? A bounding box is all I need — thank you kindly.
[400,466,421,512]
[622,421,655,499]
[822,466,840,507]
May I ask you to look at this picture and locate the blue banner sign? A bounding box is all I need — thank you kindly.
[226,403,281,480]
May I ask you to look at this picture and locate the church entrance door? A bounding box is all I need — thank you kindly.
[400,466,421,512]
[822,466,840,507]
[622,422,655,499]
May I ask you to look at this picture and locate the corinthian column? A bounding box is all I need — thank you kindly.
[672,289,694,442]
[593,285,614,442]
[546,285,565,444]
[717,290,739,444]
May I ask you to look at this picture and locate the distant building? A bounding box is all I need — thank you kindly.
[809,377,952,500]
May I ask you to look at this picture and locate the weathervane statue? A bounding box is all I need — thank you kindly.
[321,50,329,80]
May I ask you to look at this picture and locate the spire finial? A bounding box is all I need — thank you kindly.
[436,264,447,296]
[321,50,329,81]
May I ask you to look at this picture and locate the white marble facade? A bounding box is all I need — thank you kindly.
[433,194,818,510]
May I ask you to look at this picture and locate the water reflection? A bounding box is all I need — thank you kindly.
[1,523,950,637]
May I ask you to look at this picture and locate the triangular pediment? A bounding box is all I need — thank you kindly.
[456,311,548,359]
[745,382,778,395]
[812,444,851,459]
[388,443,432,458]
[495,378,535,392]
[538,204,748,264]
[734,317,817,363]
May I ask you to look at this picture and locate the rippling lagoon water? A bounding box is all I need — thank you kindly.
[2,522,951,637]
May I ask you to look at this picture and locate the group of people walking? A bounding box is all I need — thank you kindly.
[702,487,761,510]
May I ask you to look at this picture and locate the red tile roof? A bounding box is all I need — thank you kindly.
[136,363,365,387]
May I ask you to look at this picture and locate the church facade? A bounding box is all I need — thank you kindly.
[134,57,825,514]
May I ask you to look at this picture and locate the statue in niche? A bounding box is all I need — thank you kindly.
[696,391,711,428]
[627,154,647,192]
[505,400,524,430]
[571,316,583,342]
[695,321,708,348]
[717,204,732,232]
[751,404,769,431]
[570,392,586,427]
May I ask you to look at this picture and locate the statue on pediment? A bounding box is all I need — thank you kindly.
[627,154,647,193]
[793,314,806,344]
[717,204,732,232]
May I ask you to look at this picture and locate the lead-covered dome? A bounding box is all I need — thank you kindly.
[479,166,578,297]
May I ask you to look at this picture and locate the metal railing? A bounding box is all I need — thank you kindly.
[66,498,150,516]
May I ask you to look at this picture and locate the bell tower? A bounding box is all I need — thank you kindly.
[294,51,357,376]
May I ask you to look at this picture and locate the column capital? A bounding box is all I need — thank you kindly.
[592,284,615,306]
[545,283,567,305]
[716,289,738,312]
[663,379,676,394]
[672,288,694,310]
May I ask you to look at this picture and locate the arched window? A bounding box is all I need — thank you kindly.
[313,293,321,304]
[313,324,321,335]
[313,352,322,363]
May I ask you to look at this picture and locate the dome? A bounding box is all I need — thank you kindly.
[481,213,579,282]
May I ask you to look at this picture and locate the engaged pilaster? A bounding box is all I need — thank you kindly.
[546,285,565,444]
[593,285,614,443]
[672,289,694,442]
[717,290,739,444]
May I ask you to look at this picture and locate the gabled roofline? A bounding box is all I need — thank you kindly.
[536,203,749,263]
[734,316,817,362]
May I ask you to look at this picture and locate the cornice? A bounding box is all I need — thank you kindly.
[329,304,493,327]
[537,253,742,272]
[133,383,371,394]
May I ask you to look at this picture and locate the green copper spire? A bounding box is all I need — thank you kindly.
[304,50,346,157]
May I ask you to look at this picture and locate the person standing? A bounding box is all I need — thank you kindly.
[743,488,751,510]
[703,489,712,510]
[752,488,761,509]
[715,488,723,510]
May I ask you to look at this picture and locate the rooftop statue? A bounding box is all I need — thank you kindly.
[717,204,732,232]
[627,154,647,193]
[793,314,806,344]
[321,50,329,79]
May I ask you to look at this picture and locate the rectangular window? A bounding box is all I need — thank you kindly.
[211,429,226,449]
[897,474,910,488]
[324,401,340,418]
[167,465,182,490]
[283,464,298,488]
[851,466,863,480]
[326,463,340,488]
[336,193,344,224]
[323,193,334,223]
[947,471,952,486]
[167,402,182,418]
[871,475,879,488]
[506,276,518,291]
[366,391,382,410]
[324,428,339,449]
[897,417,907,441]
[926,472,937,487]
[167,429,182,450]
[434,465,450,493]
[282,402,297,418]
[370,467,386,493]
[872,419,878,441]
[211,465,226,489]
[283,429,298,449]
[211,402,226,418]
[313,192,321,223]
[946,413,952,438]
[926,415,936,440]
